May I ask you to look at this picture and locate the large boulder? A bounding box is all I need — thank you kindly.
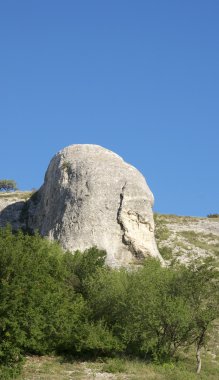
[27,144,163,266]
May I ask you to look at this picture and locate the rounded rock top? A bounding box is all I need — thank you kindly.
[20,144,165,266]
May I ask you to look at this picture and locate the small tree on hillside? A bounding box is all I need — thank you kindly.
[178,257,219,373]
[0,179,17,192]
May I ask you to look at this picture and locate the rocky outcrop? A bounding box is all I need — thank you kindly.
[0,145,163,267]
[28,145,163,266]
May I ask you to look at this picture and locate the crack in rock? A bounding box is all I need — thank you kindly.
[117,183,145,260]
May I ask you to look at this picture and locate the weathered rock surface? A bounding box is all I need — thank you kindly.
[0,168,219,265]
[0,145,163,266]
[28,145,163,266]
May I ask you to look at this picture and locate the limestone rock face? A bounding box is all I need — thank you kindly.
[27,144,163,266]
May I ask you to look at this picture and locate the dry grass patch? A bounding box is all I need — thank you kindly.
[18,353,219,380]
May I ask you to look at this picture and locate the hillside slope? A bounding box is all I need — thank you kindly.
[154,213,219,264]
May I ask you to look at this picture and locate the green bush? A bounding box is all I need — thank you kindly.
[63,247,106,295]
[85,257,219,363]
[85,267,128,327]
[125,259,218,363]
[0,179,17,192]
[0,226,218,377]
[207,213,219,218]
[0,227,88,369]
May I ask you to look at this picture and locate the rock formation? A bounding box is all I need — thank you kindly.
[0,144,164,266]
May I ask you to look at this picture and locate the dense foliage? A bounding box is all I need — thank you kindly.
[0,226,218,378]
[0,180,17,192]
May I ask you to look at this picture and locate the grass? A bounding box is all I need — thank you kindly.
[0,191,32,201]
[154,215,171,242]
[154,213,202,224]
[17,350,219,380]
[102,358,126,373]
[179,230,219,256]
[158,246,173,260]
[19,356,85,380]
[154,213,219,263]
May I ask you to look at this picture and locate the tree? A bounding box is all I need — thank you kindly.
[176,258,219,373]
[0,179,17,192]
[63,247,106,295]
[0,227,87,366]
[85,266,129,328]
[0,226,218,375]
[119,258,219,367]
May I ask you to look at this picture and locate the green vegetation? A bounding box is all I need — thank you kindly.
[154,213,174,260]
[0,226,218,378]
[158,245,173,260]
[154,214,171,241]
[0,191,32,201]
[207,214,219,218]
[179,230,219,256]
[0,180,17,192]
[19,354,219,380]
[154,213,219,264]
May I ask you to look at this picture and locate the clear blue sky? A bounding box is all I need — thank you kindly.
[0,1,218,216]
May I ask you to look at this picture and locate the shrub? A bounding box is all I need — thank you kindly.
[0,180,17,192]
[0,227,87,367]
[207,213,219,218]
[0,228,112,374]
[85,266,128,328]
[118,258,219,363]
[64,247,106,295]
[0,226,218,376]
